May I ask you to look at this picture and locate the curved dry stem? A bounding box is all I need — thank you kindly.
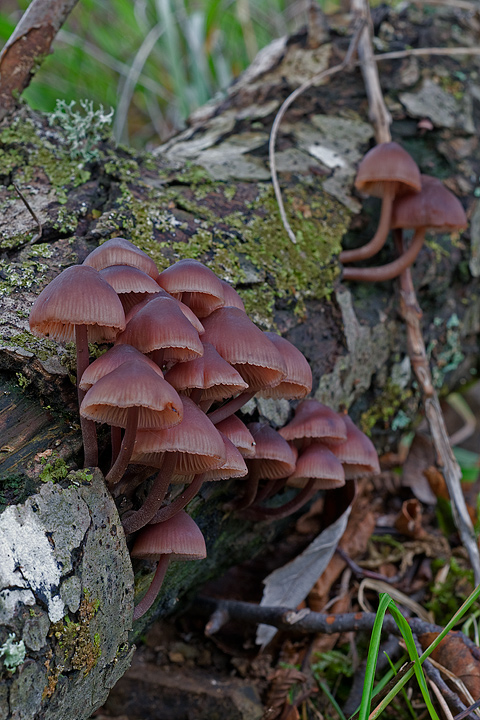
[133,554,170,621]
[76,324,98,468]
[149,473,206,524]
[244,478,317,521]
[340,185,395,263]
[122,452,177,534]
[207,391,256,425]
[342,227,426,282]
[106,406,139,486]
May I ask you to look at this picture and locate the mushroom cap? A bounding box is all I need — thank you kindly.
[201,307,287,392]
[125,291,205,334]
[131,510,206,561]
[287,444,345,489]
[214,415,256,458]
[259,333,312,399]
[391,174,468,232]
[355,142,422,199]
[157,259,225,317]
[79,344,163,391]
[116,295,203,363]
[279,399,347,446]
[99,265,160,312]
[79,359,183,429]
[29,265,126,344]
[202,433,248,481]
[247,423,297,480]
[329,415,380,478]
[220,280,245,311]
[131,396,226,476]
[83,237,159,278]
[164,342,248,401]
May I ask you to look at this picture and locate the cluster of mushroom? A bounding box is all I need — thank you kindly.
[340,141,468,281]
[28,237,379,620]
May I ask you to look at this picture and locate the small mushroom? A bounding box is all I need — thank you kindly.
[83,237,159,278]
[157,258,225,317]
[131,510,206,621]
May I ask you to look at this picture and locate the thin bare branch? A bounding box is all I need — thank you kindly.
[0,0,79,122]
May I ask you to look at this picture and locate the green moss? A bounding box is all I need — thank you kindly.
[6,332,61,362]
[360,380,413,435]
[51,591,101,676]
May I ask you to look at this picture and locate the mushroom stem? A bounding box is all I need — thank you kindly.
[228,468,261,511]
[106,406,140,486]
[254,476,286,504]
[122,453,178,534]
[243,478,317,521]
[133,554,170,621]
[340,184,395,263]
[149,473,206,524]
[342,228,426,282]
[190,388,203,405]
[75,325,98,468]
[208,391,256,425]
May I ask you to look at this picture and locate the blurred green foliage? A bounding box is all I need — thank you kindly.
[0,0,316,147]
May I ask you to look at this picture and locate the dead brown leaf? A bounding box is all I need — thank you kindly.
[395,499,426,539]
[419,632,480,702]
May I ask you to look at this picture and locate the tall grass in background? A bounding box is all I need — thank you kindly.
[0,0,317,147]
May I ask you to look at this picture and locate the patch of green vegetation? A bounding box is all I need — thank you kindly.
[48,99,114,163]
[426,556,473,624]
[39,454,69,483]
[0,633,26,673]
[15,372,30,391]
[360,380,413,435]
[51,590,101,676]
[0,474,33,512]
[5,331,61,362]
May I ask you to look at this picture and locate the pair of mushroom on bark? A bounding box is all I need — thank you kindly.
[340,142,467,281]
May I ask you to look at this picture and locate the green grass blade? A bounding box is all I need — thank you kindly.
[358,593,393,720]
[316,678,347,720]
[383,653,416,720]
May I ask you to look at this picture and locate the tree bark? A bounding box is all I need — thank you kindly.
[1,2,480,718]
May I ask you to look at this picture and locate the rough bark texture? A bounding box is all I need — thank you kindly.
[1,2,480,718]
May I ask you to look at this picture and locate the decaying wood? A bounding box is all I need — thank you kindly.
[1,2,480,718]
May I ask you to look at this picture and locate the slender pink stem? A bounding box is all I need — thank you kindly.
[342,228,426,282]
[228,468,260,511]
[340,185,395,263]
[76,324,98,468]
[243,478,317,521]
[122,453,177,534]
[207,391,256,425]
[254,476,287,504]
[133,554,170,621]
[105,406,139,486]
[149,473,206,524]
[111,426,122,467]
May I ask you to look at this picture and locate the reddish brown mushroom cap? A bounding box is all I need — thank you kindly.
[214,415,256,458]
[99,265,160,312]
[201,307,287,392]
[125,292,205,335]
[79,359,183,429]
[79,344,163,391]
[164,342,248,401]
[202,433,248,481]
[132,396,226,475]
[116,295,203,363]
[391,174,468,233]
[330,415,380,478]
[287,444,345,489]
[220,280,246,311]
[157,259,225,317]
[247,423,297,480]
[355,142,422,199]
[131,510,206,561]
[259,333,312,399]
[279,399,347,446]
[83,237,159,278]
[29,265,126,343]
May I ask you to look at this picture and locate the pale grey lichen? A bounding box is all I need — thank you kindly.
[0,633,26,672]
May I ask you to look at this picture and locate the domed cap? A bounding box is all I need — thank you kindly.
[202,433,248,481]
[220,280,245,311]
[79,359,183,429]
[132,396,226,475]
[391,174,467,232]
[131,510,206,562]
[79,344,163,392]
[29,265,126,344]
[279,399,347,446]
[287,444,345,489]
[215,415,256,458]
[157,259,225,317]
[355,142,422,199]
[83,237,158,278]
[99,265,160,312]
[247,423,297,480]
[116,295,203,363]
[125,291,205,335]
[164,342,248,401]
[201,307,286,392]
[329,416,380,479]
[259,333,312,399]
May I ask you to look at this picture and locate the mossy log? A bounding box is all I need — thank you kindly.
[1,3,480,718]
